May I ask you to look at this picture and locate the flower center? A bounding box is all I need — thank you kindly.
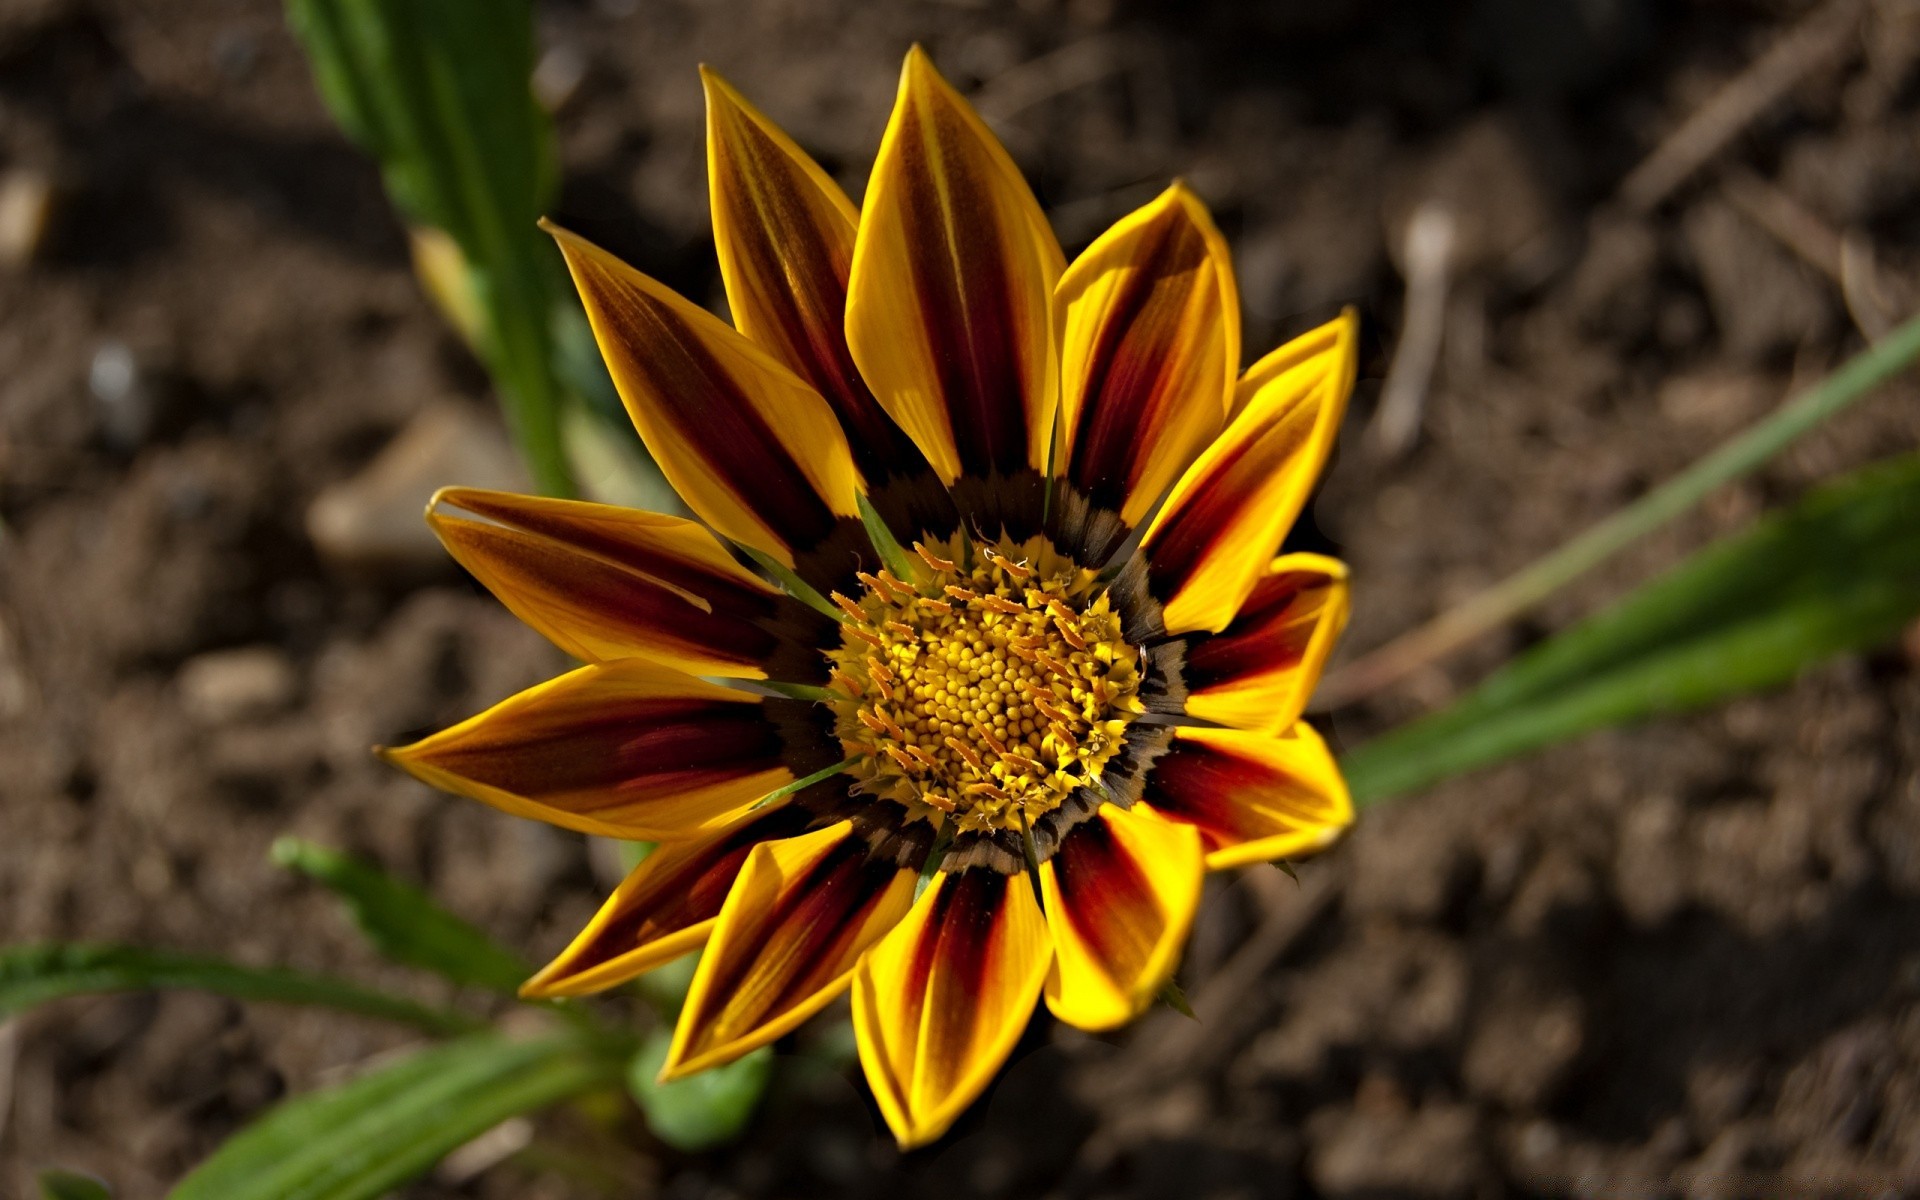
[826,535,1143,835]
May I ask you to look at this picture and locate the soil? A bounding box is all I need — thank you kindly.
[4,0,1920,1197]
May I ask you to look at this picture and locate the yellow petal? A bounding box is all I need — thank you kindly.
[381,660,794,841]
[1181,553,1351,733]
[1139,310,1357,634]
[1041,803,1204,1031]
[545,220,860,568]
[519,806,816,999]
[851,867,1052,1148]
[662,821,915,1077]
[428,487,813,680]
[845,46,1064,490]
[1054,183,1238,540]
[702,68,934,489]
[1147,723,1353,870]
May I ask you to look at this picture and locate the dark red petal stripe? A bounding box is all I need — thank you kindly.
[1147,734,1323,851]
[433,518,790,672]
[422,695,783,821]
[438,491,782,622]
[576,807,815,963]
[1066,216,1211,515]
[709,95,930,486]
[895,95,1039,482]
[1143,396,1322,603]
[910,870,1012,1057]
[1182,565,1331,692]
[583,272,843,553]
[680,837,905,1036]
[1048,816,1160,988]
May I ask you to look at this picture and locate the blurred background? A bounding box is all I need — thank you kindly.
[4,0,1920,1195]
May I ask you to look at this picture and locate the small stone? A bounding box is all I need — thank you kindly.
[90,340,153,450]
[306,403,527,575]
[0,168,55,266]
[177,646,298,724]
[532,44,588,112]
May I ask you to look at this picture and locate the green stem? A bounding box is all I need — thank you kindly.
[756,681,839,703]
[742,547,846,623]
[749,757,859,811]
[1320,311,1920,706]
[484,274,576,498]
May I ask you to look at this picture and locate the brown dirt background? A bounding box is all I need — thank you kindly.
[5,0,1920,1196]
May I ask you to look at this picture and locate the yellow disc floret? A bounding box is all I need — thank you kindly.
[826,534,1143,836]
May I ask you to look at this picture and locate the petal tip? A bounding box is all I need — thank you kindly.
[515,974,556,1001]
[422,484,464,525]
[698,62,739,107]
[899,43,959,106]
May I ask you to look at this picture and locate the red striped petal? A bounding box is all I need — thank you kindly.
[429,488,811,680]
[851,866,1052,1148]
[519,806,816,999]
[1055,184,1238,543]
[1139,311,1357,634]
[381,660,796,841]
[662,822,916,1077]
[1181,553,1350,733]
[703,68,932,490]
[846,47,1064,497]
[546,221,860,570]
[1041,803,1203,1031]
[1146,724,1352,870]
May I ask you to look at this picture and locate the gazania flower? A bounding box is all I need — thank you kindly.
[383,47,1356,1148]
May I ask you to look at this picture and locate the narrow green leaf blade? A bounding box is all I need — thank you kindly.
[285,0,574,495]
[0,944,477,1035]
[171,1031,620,1200]
[1346,453,1920,803]
[271,838,529,994]
[38,1170,111,1200]
[626,1031,771,1152]
[857,491,921,585]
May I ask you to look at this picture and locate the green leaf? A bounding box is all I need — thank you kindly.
[626,1031,771,1153]
[271,838,530,995]
[38,1170,111,1200]
[1345,453,1920,803]
[0,944,479,1035]
[285,0,574,496]
[857,491,921,585]
[172,1030,622,1200]
[1157,979,1198,1020]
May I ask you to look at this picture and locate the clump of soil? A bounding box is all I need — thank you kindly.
[3,0,1919,1196]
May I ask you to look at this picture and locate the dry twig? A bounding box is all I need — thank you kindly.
[1370,202,1458,459]
[1720,166,1906,340]
[1620,0,1868,212]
